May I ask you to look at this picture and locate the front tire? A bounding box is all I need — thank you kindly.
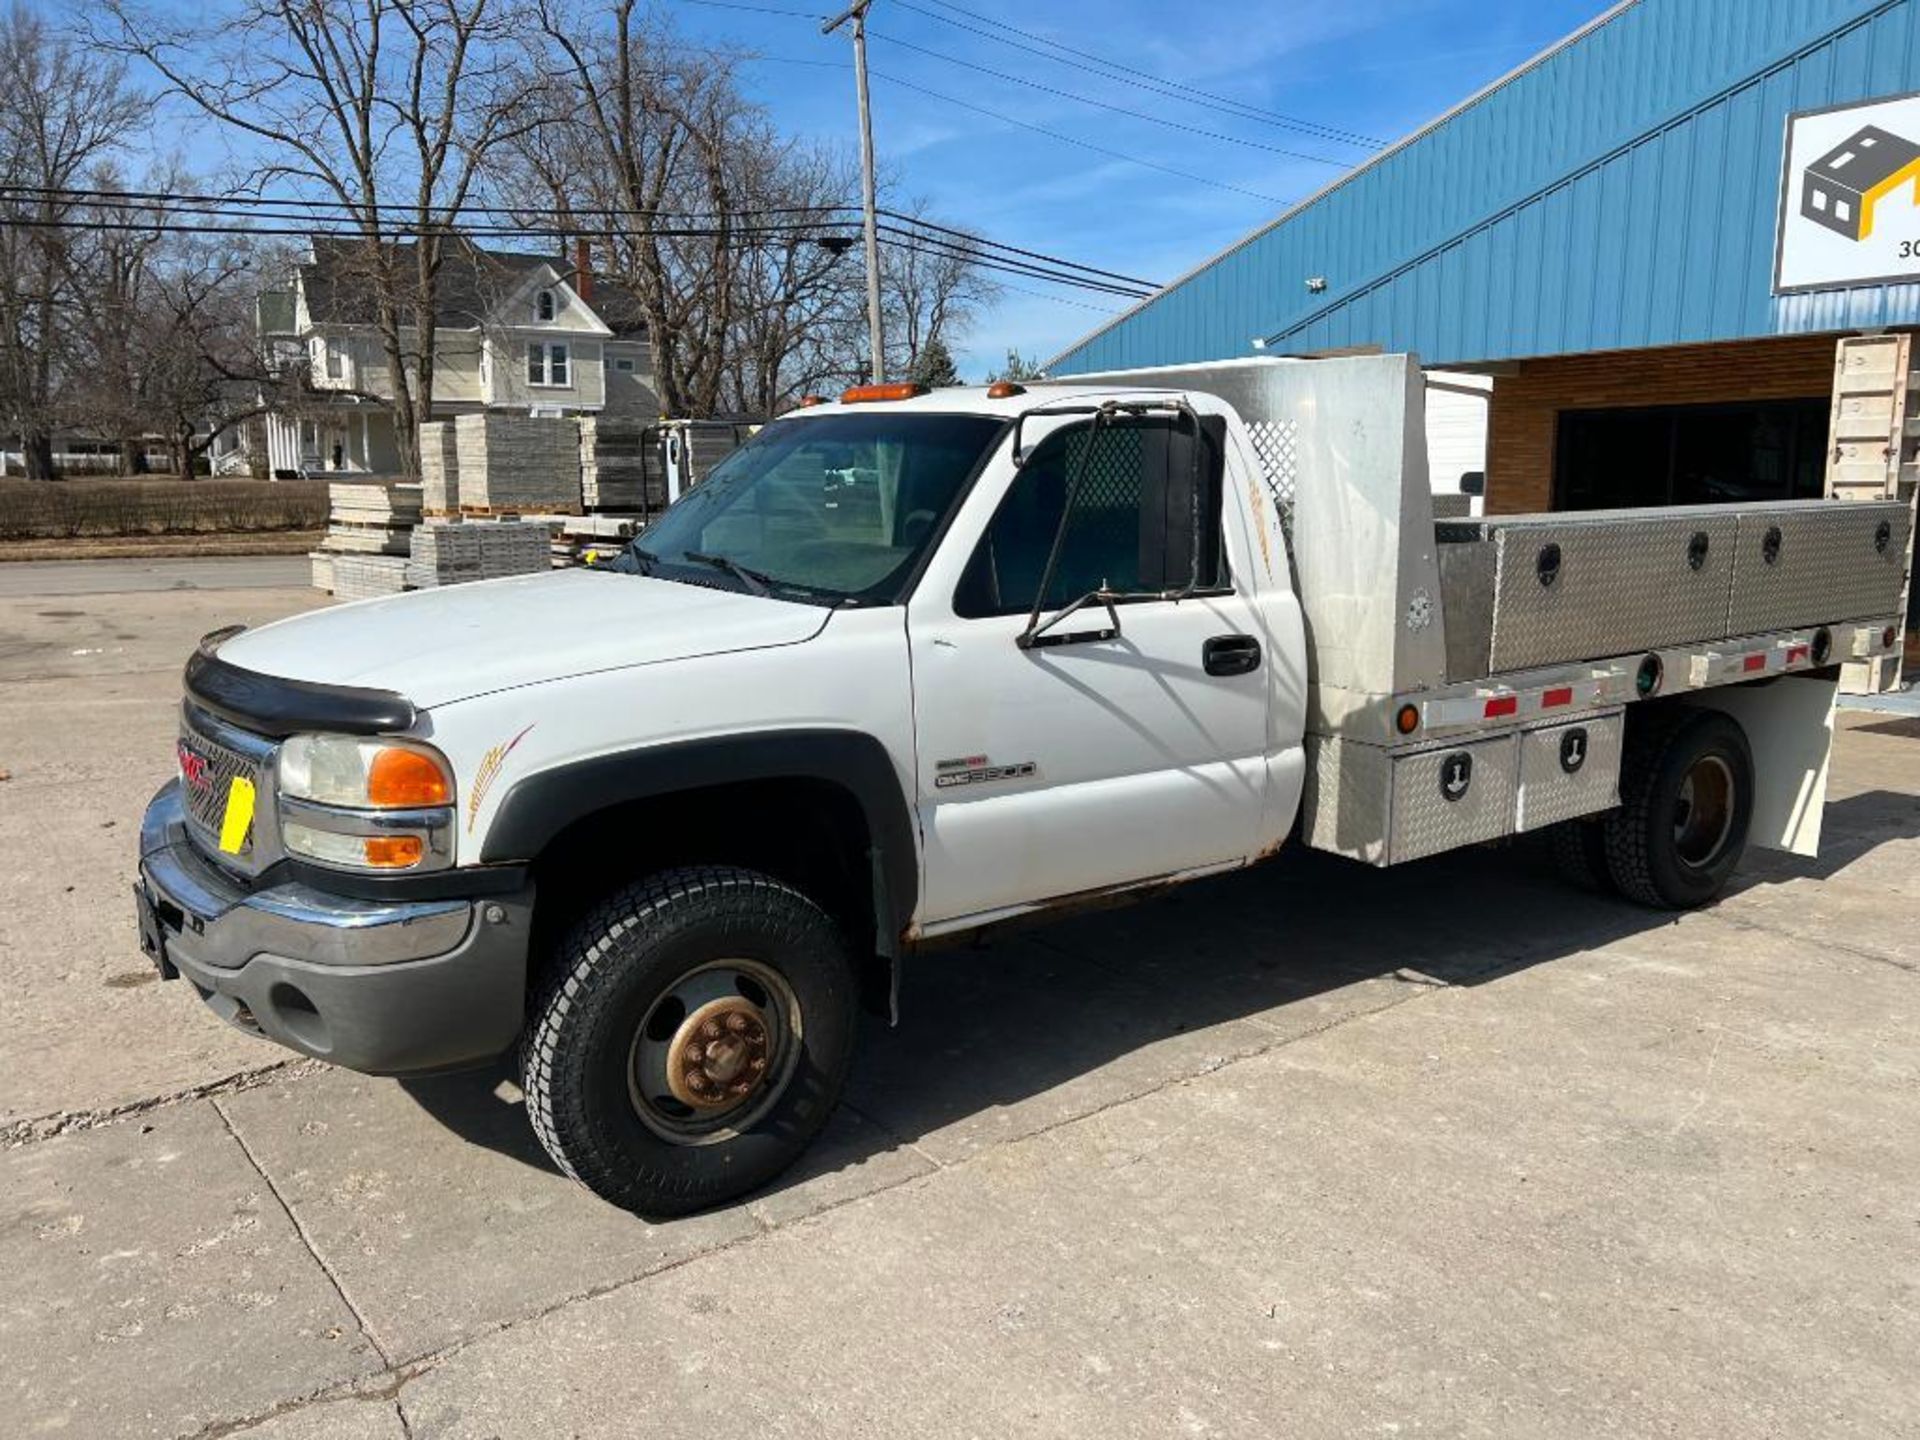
[1601,710,1754,909]
[521,867,858,1217]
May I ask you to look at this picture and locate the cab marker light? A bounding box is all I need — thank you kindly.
[840,382,928,403]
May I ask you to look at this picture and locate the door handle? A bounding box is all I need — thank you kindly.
[1203,634,1262,677]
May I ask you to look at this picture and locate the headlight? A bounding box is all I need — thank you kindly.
[279,735,454,809]
[277,735,456,872]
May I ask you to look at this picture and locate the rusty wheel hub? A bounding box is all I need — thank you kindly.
[665,997,773,1110]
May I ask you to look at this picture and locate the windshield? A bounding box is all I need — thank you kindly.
[617,411,1007,605]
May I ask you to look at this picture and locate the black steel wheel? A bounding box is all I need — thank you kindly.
[522,867,857,1217]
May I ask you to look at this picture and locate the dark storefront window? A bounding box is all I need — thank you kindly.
[1554,399,1830,510]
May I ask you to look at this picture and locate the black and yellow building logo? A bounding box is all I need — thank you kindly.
[1800,124,1920,241]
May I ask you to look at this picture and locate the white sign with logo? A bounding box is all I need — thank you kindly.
[1774,90,1920,293]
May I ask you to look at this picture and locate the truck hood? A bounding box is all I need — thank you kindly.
[213,570,832,710]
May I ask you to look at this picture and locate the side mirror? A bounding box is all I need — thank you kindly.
[1458,470,1486,497]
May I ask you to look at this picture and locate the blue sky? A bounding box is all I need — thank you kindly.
[662,0,1616,376]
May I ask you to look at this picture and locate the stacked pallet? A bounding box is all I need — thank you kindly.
[407,518,553,588]
[419,422,460,511]
[578,417,662,512]
[451,415,581,512]
[325,482,422,554]
[330,554,410,601]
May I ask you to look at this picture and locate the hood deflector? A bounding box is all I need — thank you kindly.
[185,627,418,738]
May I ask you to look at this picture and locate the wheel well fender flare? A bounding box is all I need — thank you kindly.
[478,729,919,936]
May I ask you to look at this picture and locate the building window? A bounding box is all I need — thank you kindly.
[1811,189,1829,212]
[614,357,635,373]
[527,342,570,387]
[536,289,556,322]
[324,340,345,381]
[1554,399,1830,510]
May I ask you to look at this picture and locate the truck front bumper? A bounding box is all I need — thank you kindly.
[137,780,533,1076]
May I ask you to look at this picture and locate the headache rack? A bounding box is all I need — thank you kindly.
[1054,354,1911,868]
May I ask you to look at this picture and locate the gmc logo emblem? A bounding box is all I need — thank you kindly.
[177,741,212,791]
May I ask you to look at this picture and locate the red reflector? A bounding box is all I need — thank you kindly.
[1743,654,1767,672]
[1484,695,1518,718]
[1542,686,1573,708]
[1786,645,1809,664]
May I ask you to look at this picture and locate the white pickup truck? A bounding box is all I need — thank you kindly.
[136,355,1911,1216]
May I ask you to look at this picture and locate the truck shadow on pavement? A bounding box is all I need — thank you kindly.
[398,787,1919,1201]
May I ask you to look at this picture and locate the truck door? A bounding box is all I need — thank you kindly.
[906,409,1271,927]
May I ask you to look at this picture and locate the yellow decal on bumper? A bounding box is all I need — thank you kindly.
[219,776,256,854]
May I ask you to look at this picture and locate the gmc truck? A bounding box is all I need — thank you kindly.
[135,355,1913,1217]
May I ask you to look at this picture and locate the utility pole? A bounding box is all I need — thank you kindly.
[823,0,886,381]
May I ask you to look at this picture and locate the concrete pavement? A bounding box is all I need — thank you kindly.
[2,561,1916,1438]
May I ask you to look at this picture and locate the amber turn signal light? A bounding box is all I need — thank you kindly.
[1395,703,1420,736]
[367,747,452,807]
[362,835,426,868]
[840,382,928,404]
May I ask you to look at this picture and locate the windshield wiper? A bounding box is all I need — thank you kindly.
[683,550,773,597]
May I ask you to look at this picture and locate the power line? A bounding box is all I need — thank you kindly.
[876,208,1153,287]
[902,0,1386,149]
[1,193,1154,299]
[864,30,1354,168]
[675,0,1381,152]
[4,184,1157,292]
[866,69,1289,206]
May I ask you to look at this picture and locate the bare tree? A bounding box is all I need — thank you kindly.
[514,1,763,417]
[877,199,997,382]
[100,0,539,478]
[0,5,146,478]
[512,4,996,417]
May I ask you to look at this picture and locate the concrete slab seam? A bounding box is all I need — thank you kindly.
[210,1093,397,1369]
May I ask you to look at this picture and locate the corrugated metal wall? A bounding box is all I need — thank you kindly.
[1050,0,1920,374]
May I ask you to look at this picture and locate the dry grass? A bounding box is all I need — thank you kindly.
[0,477,329,540]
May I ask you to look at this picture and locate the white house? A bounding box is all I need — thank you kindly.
[248,237,658,477]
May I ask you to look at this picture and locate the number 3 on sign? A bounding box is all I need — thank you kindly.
[219,776,256,854]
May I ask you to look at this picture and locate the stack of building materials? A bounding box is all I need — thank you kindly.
[419,422,460,511]
[407,518,554,588]
[450,414,581,512]
[325,482,422,553]
[578,417,662,513]
[547,513,643,568]
[309,551,335,593]
[329,554,410,601]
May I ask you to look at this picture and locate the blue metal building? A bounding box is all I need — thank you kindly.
[1048,0,1920,534]
[1049,0,1920,375]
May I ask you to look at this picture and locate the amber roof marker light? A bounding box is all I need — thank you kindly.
[840,382,928,403]
[986,381,1027,399]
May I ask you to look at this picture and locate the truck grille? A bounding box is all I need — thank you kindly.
[177,706,275,865]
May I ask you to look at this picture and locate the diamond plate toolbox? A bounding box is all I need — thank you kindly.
[1727,501,1909,635]
[1439,509,1739,674]
[1514,711,1623,832]
[1306,732,1518,865]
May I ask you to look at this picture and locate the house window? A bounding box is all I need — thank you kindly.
[536,289,556,322]
[324,340,345,381]
[527,342,570,387]
[615,357,635,373]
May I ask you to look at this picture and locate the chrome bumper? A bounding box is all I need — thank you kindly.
[137,781,532,1075]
